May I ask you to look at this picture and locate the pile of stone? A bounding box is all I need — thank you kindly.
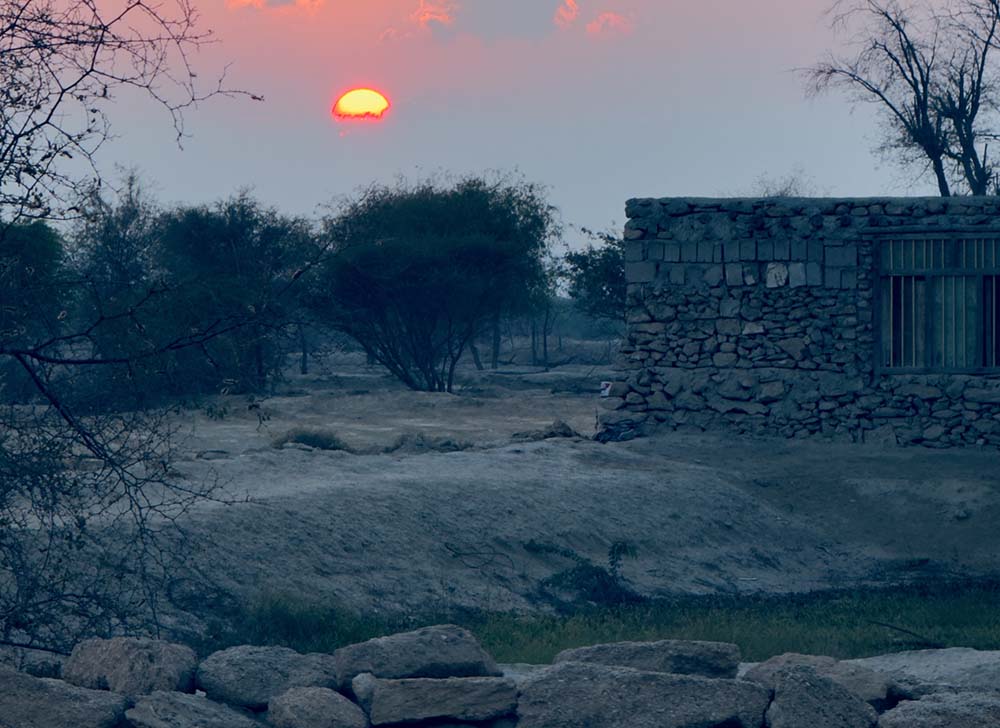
[2,625,999,727]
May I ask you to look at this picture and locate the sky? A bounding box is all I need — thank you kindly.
[104,0,938,242]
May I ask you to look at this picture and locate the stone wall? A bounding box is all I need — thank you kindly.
[10,626,1000,726]
[601,197,1000,447]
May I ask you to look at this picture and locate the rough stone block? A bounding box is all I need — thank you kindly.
[697,240,714,262]
[826,244,858,267]
[663,242,681,262]
[716,319,741,336]
[725,263,743,287]
[723,240,741,262]
[703,266,724,286]
[740,240,756,261]
[554,640,741,679]
[625,241,644,263]
[681,241,698,262]
[765,262,789,288]
[806,262,823,286]
[773,238,791,260]
[791,238,808,261]
[824,266,843,288]
[625,261,658,284]
[808,240,824,262]
[788,262,807,288]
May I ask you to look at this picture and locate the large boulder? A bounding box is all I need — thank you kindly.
[516,661,770,728]
[196,645,338,711]
[765,666,877,728]
[63,637,197,698]
[554,639,741,679]
[353,675,516,726]
[846,648,1000,697]
[125,690,261,728]
[744,653,897,710]
[0,664,128,728]
[878,691,1000,727]
[267,686,368,728]
[334,625,500,688]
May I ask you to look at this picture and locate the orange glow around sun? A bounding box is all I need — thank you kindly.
[333,88,391,121]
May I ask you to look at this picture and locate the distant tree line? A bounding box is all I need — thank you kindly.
[2,174,630,405]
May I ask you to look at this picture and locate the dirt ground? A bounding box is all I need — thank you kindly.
[165,351,1000,619]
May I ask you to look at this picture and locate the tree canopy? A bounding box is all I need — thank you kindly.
[312,177,558,392]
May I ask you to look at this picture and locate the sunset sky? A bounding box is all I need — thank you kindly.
[106,0,934,239]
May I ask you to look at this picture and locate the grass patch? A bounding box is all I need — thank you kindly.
[194,581,1000,663]
[271,427,351,452]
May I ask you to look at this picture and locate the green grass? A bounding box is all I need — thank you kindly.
[196,581,1000,663]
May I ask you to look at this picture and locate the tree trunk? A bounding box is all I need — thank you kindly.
[298,324,308,375]
[254,338,265,391]
[491,314,501,369]
[932,156,952,197]
[469,341,484,371]
[530,319,538,366]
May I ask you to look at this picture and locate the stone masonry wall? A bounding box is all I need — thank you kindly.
[601,197,1000,447]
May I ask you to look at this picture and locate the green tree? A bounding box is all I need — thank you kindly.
[564,229,627,326]
[313,177,558,392]
[152,193,317,394]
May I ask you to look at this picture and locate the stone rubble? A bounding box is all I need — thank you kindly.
[3,627,1000,727]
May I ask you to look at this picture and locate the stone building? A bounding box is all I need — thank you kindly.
[602,197,1000,447]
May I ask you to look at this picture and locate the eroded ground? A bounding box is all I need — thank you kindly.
[164,352,1000,618]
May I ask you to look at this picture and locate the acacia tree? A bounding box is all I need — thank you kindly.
[809,0,1000,196]
[564,228,627,326]
[0,1,261,651]
[313,177,557,393]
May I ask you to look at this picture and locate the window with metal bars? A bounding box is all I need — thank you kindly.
[879,238,1000,372]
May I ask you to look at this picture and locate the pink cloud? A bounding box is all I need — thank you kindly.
[411,0,458,29]
[554,0,580,28]
[586,11,633,37]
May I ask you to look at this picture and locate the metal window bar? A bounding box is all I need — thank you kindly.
[880,238,1000,369]
[986,275,999,368]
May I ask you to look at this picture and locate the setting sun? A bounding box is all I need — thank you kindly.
[333,88,391,121]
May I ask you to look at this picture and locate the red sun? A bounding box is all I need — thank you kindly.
[333,88,391,121]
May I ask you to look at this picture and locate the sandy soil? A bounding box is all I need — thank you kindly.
[162,352,1000,617]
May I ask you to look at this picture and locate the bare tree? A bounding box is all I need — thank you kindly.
[0,0,263,651]
[808,0,1000,196]
[1,0,256,223]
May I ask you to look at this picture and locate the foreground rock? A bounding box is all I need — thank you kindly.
[765,666,877,728]
[846,648,1000,696]
[267,686,368,728]
[878,691,1000,727]
[517,661,769,727]
[126,691,260,728]
[334,625,500,688]
[0,645,65,679]
[63,637,197,698]
[197,645,338,710]
[555,638,741,679]
[744,652,897,710]
[353,674,516,725]
[0,664,128,728]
